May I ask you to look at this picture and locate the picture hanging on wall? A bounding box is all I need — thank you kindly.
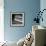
[10,12,24,27]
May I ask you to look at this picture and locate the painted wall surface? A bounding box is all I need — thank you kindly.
[40,0,46,27]
[4,0,40,42]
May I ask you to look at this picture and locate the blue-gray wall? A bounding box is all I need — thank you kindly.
[4,0,40,42]
[40,0,46,27]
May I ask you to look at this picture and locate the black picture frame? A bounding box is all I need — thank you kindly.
[10,12,25,27]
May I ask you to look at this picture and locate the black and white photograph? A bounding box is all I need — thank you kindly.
[10,12,24,26]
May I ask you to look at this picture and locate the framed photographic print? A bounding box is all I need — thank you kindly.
[10,12,24,27]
